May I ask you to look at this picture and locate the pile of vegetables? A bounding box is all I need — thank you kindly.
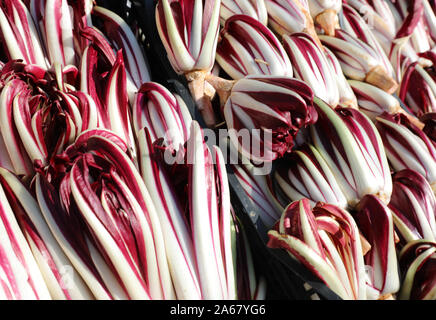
[0,0,259,300]
[0,0,435,300]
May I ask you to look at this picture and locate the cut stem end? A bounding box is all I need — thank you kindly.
[205,73,236,109]
[365,66,398,94]
[315,9,339,36]
[186,70,217,128]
